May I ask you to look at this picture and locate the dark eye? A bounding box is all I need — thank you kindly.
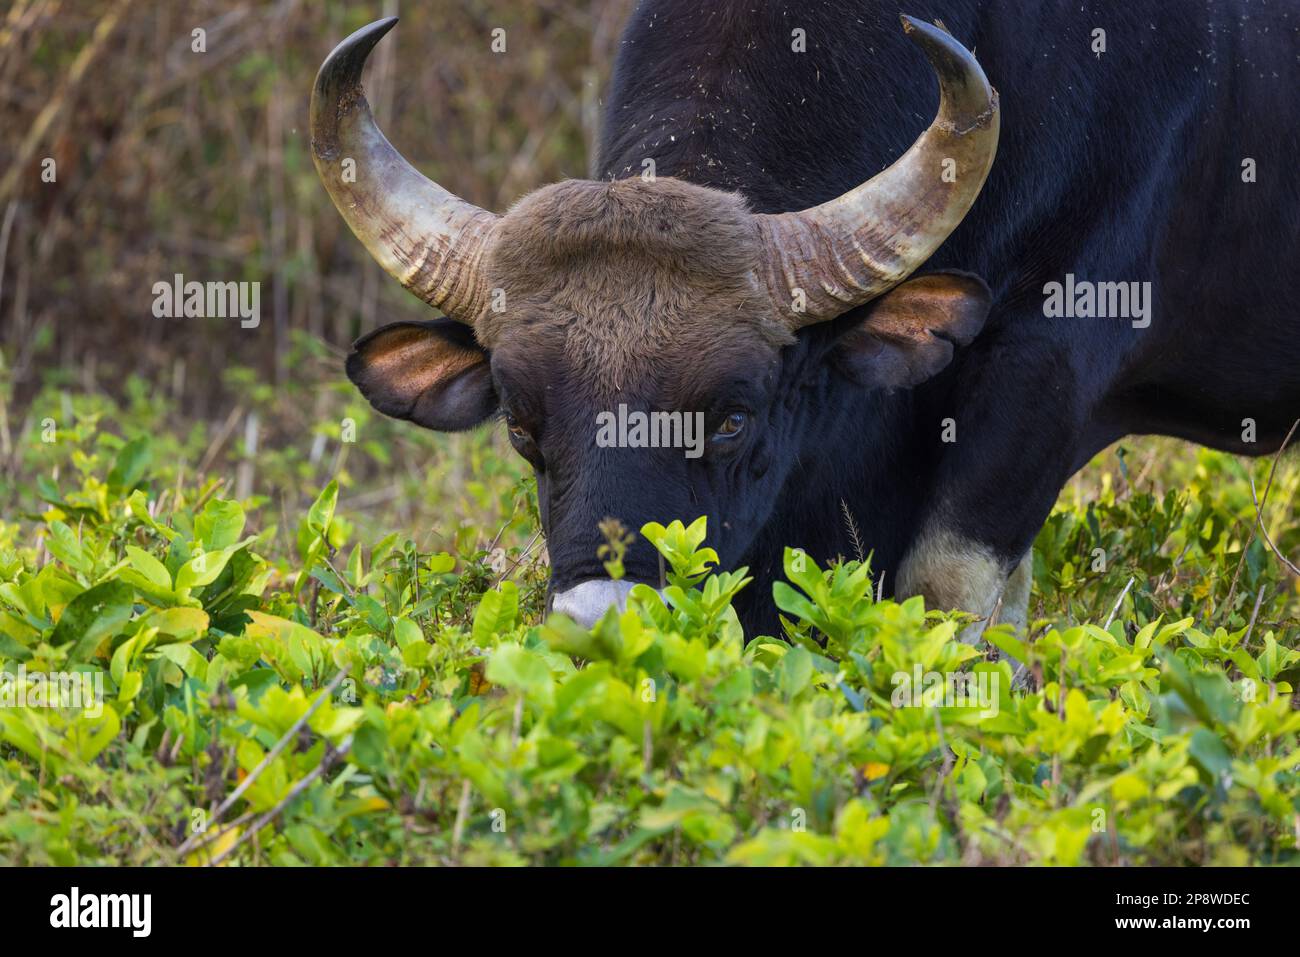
[504,412,530,443]
[714,411,747,440]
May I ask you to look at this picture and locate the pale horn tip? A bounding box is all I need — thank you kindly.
[311,17,400,161]
[897,13,995,130]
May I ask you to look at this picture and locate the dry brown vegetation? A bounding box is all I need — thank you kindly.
[0,0,633,413]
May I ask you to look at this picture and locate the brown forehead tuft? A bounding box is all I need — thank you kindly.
[478,178,789,391]
[493,177,758,271]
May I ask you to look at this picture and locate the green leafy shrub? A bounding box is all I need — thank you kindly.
[1,413,1298,866]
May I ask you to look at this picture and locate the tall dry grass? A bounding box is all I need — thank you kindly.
[0,0,634,415]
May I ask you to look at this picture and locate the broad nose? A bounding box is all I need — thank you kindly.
[551,579,662,629]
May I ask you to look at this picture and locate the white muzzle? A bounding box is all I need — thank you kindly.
[551,579,663,629]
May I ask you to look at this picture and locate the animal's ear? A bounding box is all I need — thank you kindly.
[833,272,991,389]
[345,319,497,431]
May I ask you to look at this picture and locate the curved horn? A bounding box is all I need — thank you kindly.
[755,16,1000,327]
[311,17,498,323]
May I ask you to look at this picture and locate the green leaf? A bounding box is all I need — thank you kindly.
[111,627,156,684]
[472,582,519,645]
[984,625,1029,668]
[141,606,209,642]
[485,643,553,706]
[125,545,171,589]
[427,552,456,574]
[126,490,178,541]
[1163,654,1240,728]
[772,581,820,626]
[51,580,135,661]
[68,707,121,762]
[118,670,143,702]
[307,480,338,537]
[196,499,246,550]
[1188,727,1234,782]
[155,643,209,682]
[393,617,424,650]
[175,543,245,593]
[46,521,88,572]
[782,546,826,602]
[107,436,151,495]
[244,612,331,684]
[777,646,813,699]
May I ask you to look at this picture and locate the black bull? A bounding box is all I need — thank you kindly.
[330,0,1300,636]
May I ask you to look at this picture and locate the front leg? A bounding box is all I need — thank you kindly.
[996,551,1033,637]
[893,324,1096,650]
[896,531,1035,697]
[896,526,1024,644]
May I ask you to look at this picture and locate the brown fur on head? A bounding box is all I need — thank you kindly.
[477,177,794,394]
